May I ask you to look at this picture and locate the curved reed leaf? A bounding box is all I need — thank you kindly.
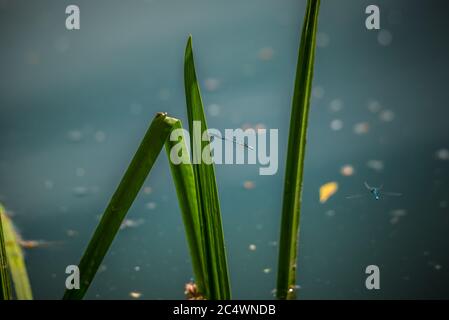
[63,113,176,300]
[165,120,207,297]
[0,204,12,300]
[276,0,320,300]
[184,36,231,300]
[0,208,33,300]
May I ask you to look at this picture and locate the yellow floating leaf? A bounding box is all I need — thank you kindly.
[319,182,338,203]
[129,291,142,299]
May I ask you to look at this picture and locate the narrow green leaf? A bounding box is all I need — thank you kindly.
[0,204,12,300]
[164,119,207,297]
[276,0,320,300]
[0,208,33,300]
[63,112,176,300]
[184,36,231,300]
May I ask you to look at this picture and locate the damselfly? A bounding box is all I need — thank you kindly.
[346,182,402,201]
[209,132,254,150]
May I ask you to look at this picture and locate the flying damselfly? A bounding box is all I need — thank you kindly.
[346,182,402,201]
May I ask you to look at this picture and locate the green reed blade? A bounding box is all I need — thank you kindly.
[184,36,231,300]
[0,204,12,300]
[165,119,207,297]
[0,207,33,300]
[63,112,177,300]
[276,0,320,300]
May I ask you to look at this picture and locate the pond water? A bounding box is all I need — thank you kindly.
[0,0,448,299]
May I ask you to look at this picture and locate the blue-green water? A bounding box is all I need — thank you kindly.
[1,0,448,299]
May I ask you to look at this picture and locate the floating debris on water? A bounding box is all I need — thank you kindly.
[391,209,407,217]
[329,99,343,112]
[390,217,400,225]
[134,266,141,272]
[204,78,220,91]
[263,268,271,274]
[249,244,257,251]
[428,261,443,271]
[378,29,393,46]
[94,130,106,143]
[67,130,83,142]
[288,284,301,294]
[120,218,145,230]
[143,186,153,195]
[243,181,256,190]
[368,100,382,113]
[268,241,277,247]
[312,85,325,99]
[19,239,59,249]
[145,201,157,210]
[319,182,338,203]
[366,160,384,172]
[325,210,336,217]
[340,165,355,176]
[207,104,221,117]
[72,186,89,197]
[390,209,407,225]
[66,229,78,237]
[258,47,274,61]
[184,280,204,300]
[330,119,343,131]
[145,202,157,210]
[379,109,395,122]
[129,291,142,299]
[240,123,266,132]
[353,122,370,135]
[436,148,449,161]
[316,32,330,48]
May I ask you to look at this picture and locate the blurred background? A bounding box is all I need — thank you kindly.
[0,0,448,299]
